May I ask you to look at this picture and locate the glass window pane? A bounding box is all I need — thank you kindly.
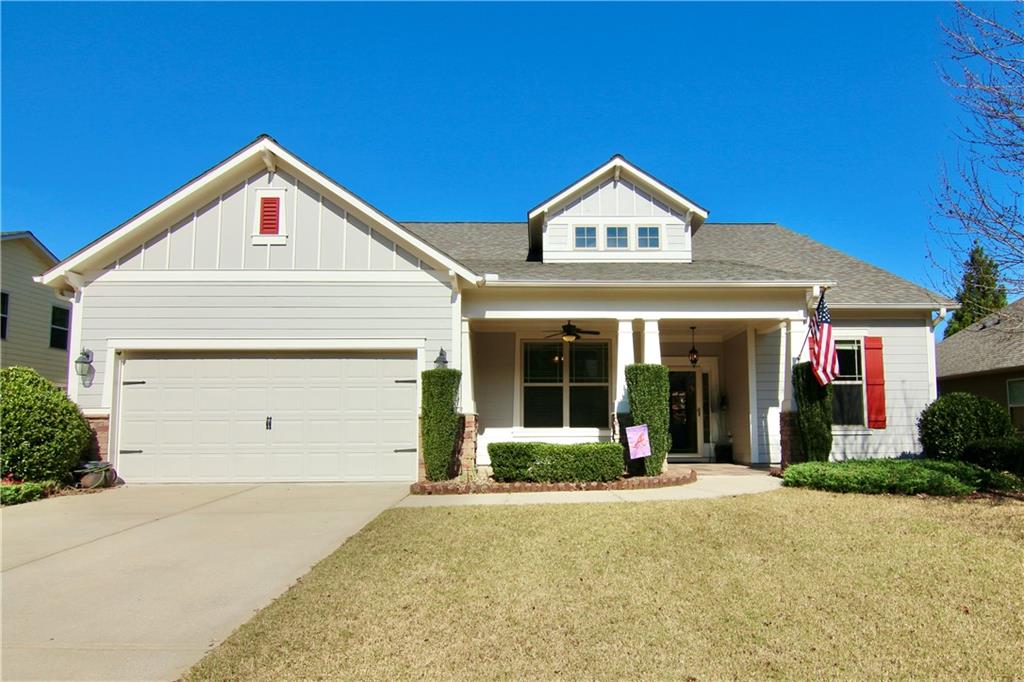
[570,342,608,383]
[524,387,563,427]
[49,326,68,350]
[51,306,69,328]
[638,226,660,249]
[702,372,711,444]
[606,226,627,249]
[523,343,563,383]
[1008,379,1024,406]
[832,384,864,425]
[569,386,609,428]
[574,226,596,249]
[1,292,8,315]
[836,343,861,379]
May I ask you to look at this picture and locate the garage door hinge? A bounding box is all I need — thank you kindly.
[394,379,417,384]
[123,380,147,386]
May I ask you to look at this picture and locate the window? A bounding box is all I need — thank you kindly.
[637,226,660,249]
[605,226,628,249]
[574,226,597,249]
[1008,379,1024,433]
[49,306,69,350]
[0,292,7,340]
[832,340,864,426]
[523,340,609,428]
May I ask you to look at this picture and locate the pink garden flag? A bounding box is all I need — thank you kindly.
[626,424,652,460]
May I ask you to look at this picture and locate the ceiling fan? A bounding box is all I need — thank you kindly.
[544,320,600,343]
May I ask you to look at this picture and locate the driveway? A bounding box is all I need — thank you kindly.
[1,483,409,682]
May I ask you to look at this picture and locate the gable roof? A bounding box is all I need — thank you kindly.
[2,231,59,265]
[38,136,478,288]
[937,297,1024,378]
[402,221,953,307]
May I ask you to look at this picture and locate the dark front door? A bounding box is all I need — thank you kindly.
[669,371,698,454]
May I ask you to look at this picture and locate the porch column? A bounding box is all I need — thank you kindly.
[615,318,635,413]
[642,319,662,364]
[459,318,476,415]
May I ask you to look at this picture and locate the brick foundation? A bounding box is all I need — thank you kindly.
[780,411,801,468]
[458,414,478,475]
[85,415,110,461]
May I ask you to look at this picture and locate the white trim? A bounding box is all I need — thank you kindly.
[479,310,806,321]
[106,338,425,352]
[251,186,289,245]
[746,326,759,464]
[1007,378,1024,408]
[87,269,444,284]
[830,303,954,311]
[636,224,663,251]
[604,225,629,250]
[65,289,84,401]
[925,323,938,403]
[101,347,117,409]
[571,224,599,251]
[481,280,833,289]
[82,408,111,418]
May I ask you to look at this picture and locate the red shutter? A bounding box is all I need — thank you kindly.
[259,197,280,235]
[864,336,887,429]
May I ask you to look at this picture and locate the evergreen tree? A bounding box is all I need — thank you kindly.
[945,243,1008,337]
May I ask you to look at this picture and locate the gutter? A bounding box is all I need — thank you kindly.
[478,278,836,289]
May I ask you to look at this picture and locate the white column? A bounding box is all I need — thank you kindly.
[642,319,662,364]
[783,319,796,411]
[746,326,760,464]
[459,318,476,414]
[615,319,635,413]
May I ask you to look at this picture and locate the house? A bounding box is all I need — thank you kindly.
[937,297,1024,432]
[36,136,953,483]
[1,231,70,386]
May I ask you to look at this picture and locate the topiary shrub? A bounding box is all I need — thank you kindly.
[917,392,1016,460]
[420,368,462,481]
[1,367,91,483]
[625,364,669,476]
[488,442,624,482]
[961,437,1024,476]
[792,362,833,462]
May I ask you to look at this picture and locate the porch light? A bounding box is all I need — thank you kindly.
[562,332,578,343]
[688,326,699,367]
[434,348,448,368]
[74,349,94,378]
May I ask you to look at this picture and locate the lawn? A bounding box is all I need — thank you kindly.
[186,489,1024,680]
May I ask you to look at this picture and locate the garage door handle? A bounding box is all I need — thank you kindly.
[393,448,417,453]
[266,416,272,430]
[119,449,143,454]
[123,380,146,386]
[394,379,417,384]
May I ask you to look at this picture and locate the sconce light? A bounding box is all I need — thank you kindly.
[688,326,699,367]
[74,349,94,378]
[434,348,448,368]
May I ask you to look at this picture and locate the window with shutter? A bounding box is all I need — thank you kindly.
[259,197,280,235]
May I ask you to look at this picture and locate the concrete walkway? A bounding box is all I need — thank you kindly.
[397,466,781,508]
[1,483,408,682]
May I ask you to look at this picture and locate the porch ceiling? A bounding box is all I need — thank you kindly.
[470,318,769,342]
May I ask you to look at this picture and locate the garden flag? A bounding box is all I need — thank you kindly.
[809,290,839,386]
[626,424,652,460]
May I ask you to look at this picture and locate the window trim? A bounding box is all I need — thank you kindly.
[1,291,8,340]
[251,186,289,245]
[49,305,70,351]
[572,225,598,250]
[1008,378,1024,408]
[604,225,629,250]
[520,338,611,429]
[636,225,662,250]
[831,338,867,428]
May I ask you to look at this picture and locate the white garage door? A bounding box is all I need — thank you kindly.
[117,352,419,483]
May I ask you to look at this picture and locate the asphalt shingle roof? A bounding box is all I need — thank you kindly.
[937,298,1024,378]
[401,222,952,307]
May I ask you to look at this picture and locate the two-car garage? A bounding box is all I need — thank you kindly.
[114,352,420,483]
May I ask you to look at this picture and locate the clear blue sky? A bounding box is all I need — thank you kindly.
[1,2,982,296]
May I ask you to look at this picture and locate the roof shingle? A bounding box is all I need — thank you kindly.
[937,298,1024,378]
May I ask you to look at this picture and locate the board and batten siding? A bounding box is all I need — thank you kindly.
[542,177,691,263]
[106,170,426,273]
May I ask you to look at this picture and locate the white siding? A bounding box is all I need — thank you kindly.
[756,328,783,464]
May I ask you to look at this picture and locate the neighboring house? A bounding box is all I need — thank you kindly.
[1,231,70,386]
[937,297,1024,433]
[36,136,953,483]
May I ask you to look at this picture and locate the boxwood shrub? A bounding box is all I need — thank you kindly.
[625,364,669,476]
[1,367,91,483]
[792,362,832,462]
[917,392,1016,460]
[420,368,462,481]
[0,481,57,506]
[781,458,1023,496]
[961,437,1024,476]
[489,442,624,482]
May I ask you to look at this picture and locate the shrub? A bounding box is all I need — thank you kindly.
[791,362,832,462]
[917,393,1016,460]
[1,367,91,483]
[420,368,462,481]
[0,481,57,506]
[961,437,1024,476]
[781,458,1023,496]
[488,442,624,482]
[625,364,669,476]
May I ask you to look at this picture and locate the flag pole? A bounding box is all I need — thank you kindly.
[797,286,829,361]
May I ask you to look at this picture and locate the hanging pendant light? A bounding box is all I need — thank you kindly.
[688,326,699,367]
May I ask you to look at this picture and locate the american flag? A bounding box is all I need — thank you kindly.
[809,291,838,386]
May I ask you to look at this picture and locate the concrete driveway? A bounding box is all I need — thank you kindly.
[1,483,409,682]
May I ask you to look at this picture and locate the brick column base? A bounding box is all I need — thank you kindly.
[780,411,802,468]
[458,414,478,476]
[85,415,111,462]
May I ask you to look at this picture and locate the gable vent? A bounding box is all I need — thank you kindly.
[259,197,280,235]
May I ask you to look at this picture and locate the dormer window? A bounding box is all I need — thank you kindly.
[637,226,661,249]
[251,187,288,245]
[606,226,628,249]
[574,226,597,249]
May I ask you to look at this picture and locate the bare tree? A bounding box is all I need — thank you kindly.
[933,0,1024,322]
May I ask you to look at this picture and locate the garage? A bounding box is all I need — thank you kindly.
[115,352,419,483]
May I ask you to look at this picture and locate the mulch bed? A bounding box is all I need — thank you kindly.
[410,468,698,495]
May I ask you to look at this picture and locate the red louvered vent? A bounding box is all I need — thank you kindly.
[259,197,280,235]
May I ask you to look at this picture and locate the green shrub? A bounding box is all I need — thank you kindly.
[791,362,832,462]
[0,481,58,506]
[781,458,1023,496]
[962,437,1024,476]
[917,393,1016,460]
[1,367,91,483]
[488,442,624,482]
[420,368,462,481]
[625,364,669,476]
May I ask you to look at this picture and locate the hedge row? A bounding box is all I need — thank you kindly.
[781,459,1023,496]
[420,368,462,482]
[489,442,624,482]
[624,364,669,476]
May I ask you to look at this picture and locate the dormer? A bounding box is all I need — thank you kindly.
[527,155,708,263]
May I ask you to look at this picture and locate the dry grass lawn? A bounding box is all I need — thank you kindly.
[186,489,1024,680]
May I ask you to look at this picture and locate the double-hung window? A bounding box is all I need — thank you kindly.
[1008,379,1024,433]
[0,292,8,340]
[49,306,70,350]
[574,226,597,249]
[832,340,865,426]
[523,340,610,428]
[605,226,628,249]
[637,225,661,249]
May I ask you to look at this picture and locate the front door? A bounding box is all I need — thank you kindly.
[668,370,700,456]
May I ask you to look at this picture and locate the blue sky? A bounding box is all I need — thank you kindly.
[1,2,982,296]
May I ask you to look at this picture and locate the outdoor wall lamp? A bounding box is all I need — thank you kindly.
[688,326,699,367]
[434,348,448,368]
[74,348,94,378]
